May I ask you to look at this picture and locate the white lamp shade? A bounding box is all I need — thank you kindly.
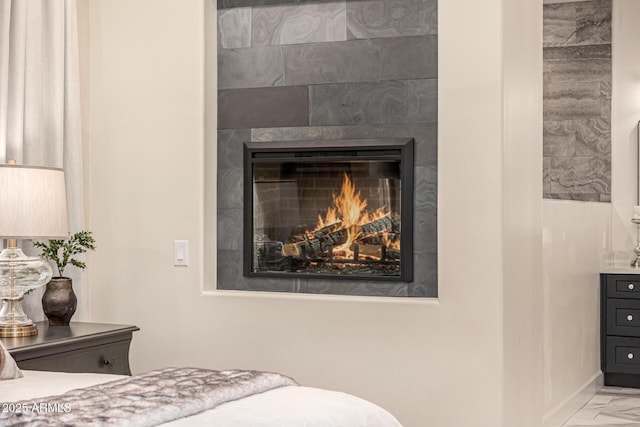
[0,164,69,239]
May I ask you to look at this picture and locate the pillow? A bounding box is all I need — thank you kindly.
[0,339,23,380]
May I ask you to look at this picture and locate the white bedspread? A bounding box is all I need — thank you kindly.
[0,370,402,427]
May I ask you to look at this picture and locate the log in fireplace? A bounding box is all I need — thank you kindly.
[244,138,414,281]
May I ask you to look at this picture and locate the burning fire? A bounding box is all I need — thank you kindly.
[312,173,395,260]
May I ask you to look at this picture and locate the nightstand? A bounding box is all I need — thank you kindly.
[2,321,139,376]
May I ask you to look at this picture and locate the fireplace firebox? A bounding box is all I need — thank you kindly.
[244,138,414,281]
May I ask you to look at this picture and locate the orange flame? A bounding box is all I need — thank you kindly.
[314,173,390,259]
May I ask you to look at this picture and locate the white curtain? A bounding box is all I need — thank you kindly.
[0,0,86,321]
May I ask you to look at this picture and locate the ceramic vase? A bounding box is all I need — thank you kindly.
[42,277,77,326]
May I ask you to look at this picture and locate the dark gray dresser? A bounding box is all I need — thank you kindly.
[601,273,640,387]
[3,321,139,376]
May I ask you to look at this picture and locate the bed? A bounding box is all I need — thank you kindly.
[0,367,402,426]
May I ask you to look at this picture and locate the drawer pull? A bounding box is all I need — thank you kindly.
[629,315,634,322]
[629,353,635,360]
[629,283,636,290]
[103,358,116,367]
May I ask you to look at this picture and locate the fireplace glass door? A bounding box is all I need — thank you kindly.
[244,139,413,281]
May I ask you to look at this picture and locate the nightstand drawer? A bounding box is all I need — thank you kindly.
[607,275,640,299]
[15,340,132,375]
[607,299,640,337]
[606,337,640,374]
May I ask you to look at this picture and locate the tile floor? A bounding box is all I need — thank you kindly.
[564,387,640,426]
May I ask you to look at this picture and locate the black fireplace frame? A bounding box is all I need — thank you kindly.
[243,138,414,282]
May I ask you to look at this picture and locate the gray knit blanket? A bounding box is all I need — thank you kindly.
[1,367,298,426]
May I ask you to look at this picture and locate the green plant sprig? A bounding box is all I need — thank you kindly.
[33,231,96,277]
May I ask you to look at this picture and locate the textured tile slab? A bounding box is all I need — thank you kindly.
[303,279,409,297]
[217,208,243,250]
[544,58,611,84]
[218,86,309,129]
[543,120,576,157]
[415,166,437,212]
[217,168,244,208]
[543,157,551,198]
[544,44,611,61]
[347,0,437,39]
[218,46,284,89]
[414,210,437,254]
[576,1,611,45]
[407,79,437,123]
[414,166,437,254]
[379,35,437,80]
[543,3,576,47]
[218,129,250,169]
[575,118,610,156]
[601,80,612,119]
[219,0,326,8]
[410,252,437,297]
[218,8,252,49]
[284,39,379,86]
[310,81,407,125]
[549,156,610,201]
[543,81,601,121]
[543,0,611,48]
[252,126,347,141]
[252,2,346,46]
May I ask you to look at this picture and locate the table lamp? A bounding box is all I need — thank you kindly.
[0,162,69,337]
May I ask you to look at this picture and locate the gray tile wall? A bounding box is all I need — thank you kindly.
[543,0,611,202]
[216,0,438,297]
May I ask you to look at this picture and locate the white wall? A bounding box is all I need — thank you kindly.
[611,0,640,254]
[84,0,542,426]
[542,200,610,426]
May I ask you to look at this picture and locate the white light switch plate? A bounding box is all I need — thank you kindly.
[174,240,189,266]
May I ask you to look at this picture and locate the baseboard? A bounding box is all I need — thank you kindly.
[542,371,603,427]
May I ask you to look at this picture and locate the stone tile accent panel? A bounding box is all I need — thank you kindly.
[549,156,610,202]
[346,0,437,39]
[217,8,252,48]
[218,86,309,129]
[310,79,437,126]
[543,121,576,157]
[576,0,612,45]
[218,46,284,89]
[252,126,347,141]
[219,0,325,10]
[379,36,437,80]
[543,157,551,199]
[218,128,250,169]
[282,35,437,86]
[310,81,408,125]
[217,168,244,209]
[543,0,611,202]
[284,39,380,85]
[407,79,438,123]
[543,81,601,121]
[216,0,438,297]
[252,2,346,46]
[575,118,610,156]
[543,0,611,47]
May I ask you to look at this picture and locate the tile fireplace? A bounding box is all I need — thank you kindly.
[244,138,414,281]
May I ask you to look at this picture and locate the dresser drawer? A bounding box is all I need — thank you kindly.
[606,275,640,299]
[607,299,640,337]
[15,340,132,375]
[606,337,640,374]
